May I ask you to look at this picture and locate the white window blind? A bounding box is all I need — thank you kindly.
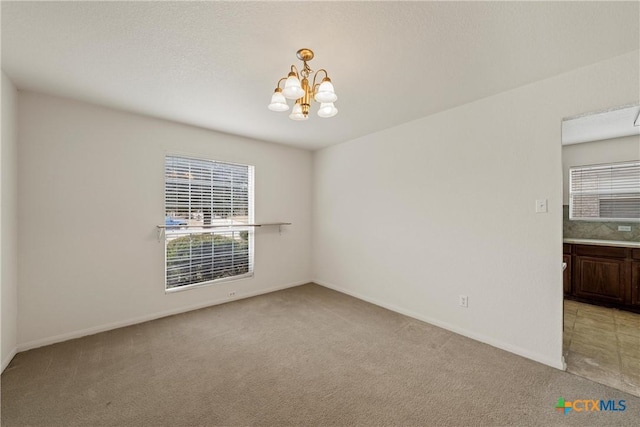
[165,155,254,290]
[569,161,640,221]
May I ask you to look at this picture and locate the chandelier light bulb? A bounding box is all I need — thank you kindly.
[267,90,290,112]
[314,79,337,103]
[289,103,308,121]
[283,74,305,99]
[317,102,338,118]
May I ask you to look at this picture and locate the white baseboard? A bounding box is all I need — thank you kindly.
[313,279,565,371]
[17,280,310,353]
[1,347,17,373]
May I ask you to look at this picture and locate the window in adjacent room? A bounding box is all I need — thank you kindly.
[569,160,640,221]
[164,155,254,291]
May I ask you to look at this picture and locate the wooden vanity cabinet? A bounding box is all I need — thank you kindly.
[632,249,640,307]
[563,244,572,295]
[565,243,638,313]
[563,254,572,295]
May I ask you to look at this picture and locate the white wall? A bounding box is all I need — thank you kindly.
[562,135,640,204]
[17,92,312,349]
[1,71,19,370]
[312,51,640,369]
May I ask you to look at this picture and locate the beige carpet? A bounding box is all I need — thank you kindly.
[2,283,639,426]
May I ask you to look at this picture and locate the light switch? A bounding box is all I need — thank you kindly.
[535,199,548,213]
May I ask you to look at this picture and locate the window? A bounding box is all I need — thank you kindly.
[570,161,640,221]
[165,155,254,291]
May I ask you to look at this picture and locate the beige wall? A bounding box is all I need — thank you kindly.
[562,135,640,204]
[1,71,19,371]
[17,92,312,349]
[312,51,640,369]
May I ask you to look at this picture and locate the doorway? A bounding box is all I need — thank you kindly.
[561,105,640,397]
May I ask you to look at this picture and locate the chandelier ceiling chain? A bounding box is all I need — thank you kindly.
[268,48,338,121]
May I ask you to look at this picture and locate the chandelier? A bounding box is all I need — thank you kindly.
[268,48,338,120]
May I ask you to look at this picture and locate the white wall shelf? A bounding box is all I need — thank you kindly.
[156,222,292,240]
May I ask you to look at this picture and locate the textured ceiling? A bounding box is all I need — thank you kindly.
[2,1,639,150]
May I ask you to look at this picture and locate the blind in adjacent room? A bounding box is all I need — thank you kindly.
[164,155,254,290]
[569,160,640,221]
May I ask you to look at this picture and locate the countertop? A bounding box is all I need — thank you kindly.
[563,238,640,249]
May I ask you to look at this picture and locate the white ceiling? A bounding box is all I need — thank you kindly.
[562,104,640,145]
[2,1,639,150]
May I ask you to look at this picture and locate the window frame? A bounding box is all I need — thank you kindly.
[164,154,255,293]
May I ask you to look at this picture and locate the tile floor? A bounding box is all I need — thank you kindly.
[564,299,640,397]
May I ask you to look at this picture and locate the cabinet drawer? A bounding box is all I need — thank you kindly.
[575,245,626,259]
[632,249,640,260]
[563,244,572,255]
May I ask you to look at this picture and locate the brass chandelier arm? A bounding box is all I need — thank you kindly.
[290,64,300,78]
[276,77,287,90]
[312,69,329,88]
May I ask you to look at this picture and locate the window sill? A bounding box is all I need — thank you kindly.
[165,272,254,294]
[569,218,640,223]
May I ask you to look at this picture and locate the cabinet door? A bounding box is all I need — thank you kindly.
[632,261,640,306]
[563,254,572,295]
[574,256,626,303]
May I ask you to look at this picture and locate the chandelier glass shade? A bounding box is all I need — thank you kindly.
[268,48,338,120]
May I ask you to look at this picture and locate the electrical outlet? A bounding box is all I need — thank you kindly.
[459,295,468,308]
[228,291,236,297]
[618,225,632,232]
